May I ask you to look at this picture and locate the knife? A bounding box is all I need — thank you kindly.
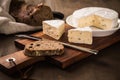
[15,34,99,55]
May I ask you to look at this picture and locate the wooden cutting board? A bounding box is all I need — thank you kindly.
[0,51,45,75]
[15,24,120,68]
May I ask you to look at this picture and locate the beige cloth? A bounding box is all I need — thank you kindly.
[0,0,41,35]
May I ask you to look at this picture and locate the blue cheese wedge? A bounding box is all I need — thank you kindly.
[43,20,65,40]
[68,27,92,44]
[72,7,118,30]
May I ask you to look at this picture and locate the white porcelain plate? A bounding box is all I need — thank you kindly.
[66,15,120,37]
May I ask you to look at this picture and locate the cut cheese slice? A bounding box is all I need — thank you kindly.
[68,27,92,44]
[43,20,65,40]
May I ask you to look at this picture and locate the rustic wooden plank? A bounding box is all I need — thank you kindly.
[0,50,45,74]
[14,24,120,68]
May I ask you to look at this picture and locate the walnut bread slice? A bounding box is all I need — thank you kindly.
[24,40,64,57]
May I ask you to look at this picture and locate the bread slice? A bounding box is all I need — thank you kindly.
[24,40,64,56]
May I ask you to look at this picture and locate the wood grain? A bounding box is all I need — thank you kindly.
[15,24,120,68]
[0,50,45,74]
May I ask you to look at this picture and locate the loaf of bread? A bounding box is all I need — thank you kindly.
[9,0,53,26]
[24,40,64,56]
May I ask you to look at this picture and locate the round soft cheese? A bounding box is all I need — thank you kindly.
[72,7,118,30]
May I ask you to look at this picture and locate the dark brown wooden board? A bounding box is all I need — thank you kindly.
[15,24,120,68]
[0,50,45,75]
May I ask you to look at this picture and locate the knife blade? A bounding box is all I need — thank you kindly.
[15,34,98,55]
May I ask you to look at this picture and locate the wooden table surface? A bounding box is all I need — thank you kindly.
[0,0,120,80]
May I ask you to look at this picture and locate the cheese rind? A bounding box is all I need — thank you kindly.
[43,20,65,40]
[68,27,92,44]
[72,7,118,30]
